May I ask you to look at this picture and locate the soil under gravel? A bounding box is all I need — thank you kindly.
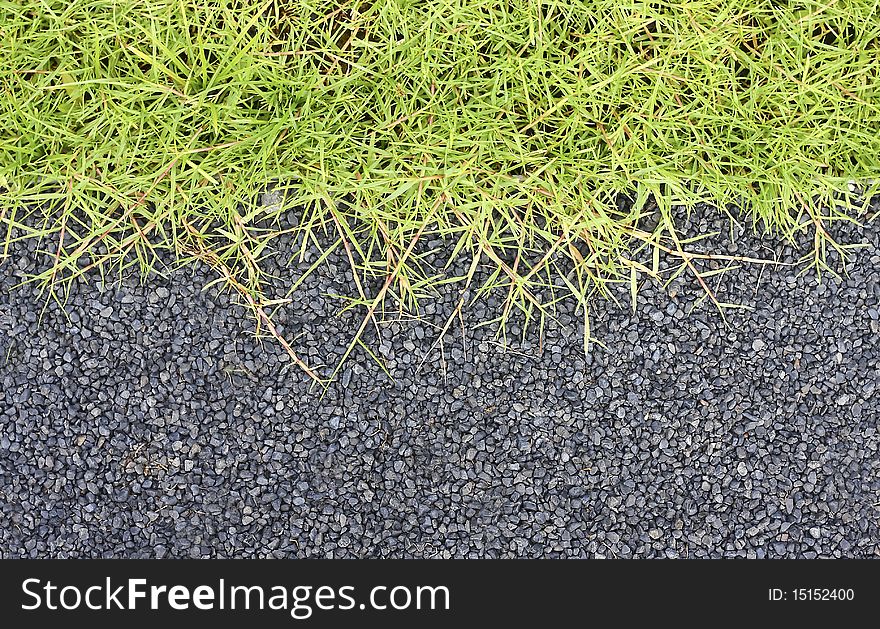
[1,201,878,558]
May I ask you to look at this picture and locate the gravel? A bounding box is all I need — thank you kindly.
[1,200,879,558]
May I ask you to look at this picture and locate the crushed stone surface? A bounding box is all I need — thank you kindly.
[1,202,878,558]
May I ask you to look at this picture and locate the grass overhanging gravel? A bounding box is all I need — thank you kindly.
[2,0,880,383]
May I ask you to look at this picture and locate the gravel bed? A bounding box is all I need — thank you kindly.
[1,201,878,558]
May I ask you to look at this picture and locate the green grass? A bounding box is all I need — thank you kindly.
[2,0,880,383]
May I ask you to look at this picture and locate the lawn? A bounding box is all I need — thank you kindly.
[2,0,879,381]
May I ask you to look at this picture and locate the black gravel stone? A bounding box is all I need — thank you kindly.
[1,200,879,558]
